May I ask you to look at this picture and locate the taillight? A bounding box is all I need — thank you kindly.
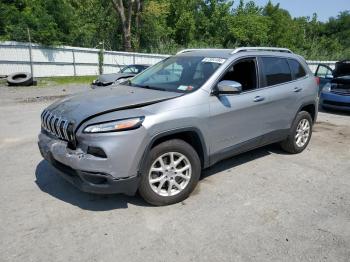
[315,76,320,86]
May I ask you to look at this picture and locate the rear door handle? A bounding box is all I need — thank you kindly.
[253,96,265,102]
[294,87,302,92]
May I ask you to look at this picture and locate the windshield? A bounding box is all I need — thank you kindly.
[121,65,140,73]
[128,56,224,92]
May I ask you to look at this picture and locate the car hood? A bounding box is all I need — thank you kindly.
[96,73,135,84]
[334,61,350,78]
[44,85,182,128]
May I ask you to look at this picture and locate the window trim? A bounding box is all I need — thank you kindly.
[287,58,307,80]
[210,56,260,95]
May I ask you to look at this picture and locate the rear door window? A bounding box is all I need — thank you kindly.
[260,57,292,87]
[288,59,307,79]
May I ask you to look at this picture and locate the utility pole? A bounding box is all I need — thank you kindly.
[27,27,34,77]
[98,41,104,75]
[72,50,76,76]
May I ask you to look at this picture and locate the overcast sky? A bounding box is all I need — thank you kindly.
[246,0,349,21]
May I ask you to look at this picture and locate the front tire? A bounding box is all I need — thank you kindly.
[139,139,201,206]
[280,111,313,154]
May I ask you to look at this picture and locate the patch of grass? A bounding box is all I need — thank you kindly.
[0,78,7,86]
[38,75,97,86]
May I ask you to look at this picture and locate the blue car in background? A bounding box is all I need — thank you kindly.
[316,60,350,111]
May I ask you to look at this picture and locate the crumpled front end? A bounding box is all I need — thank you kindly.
[37,123,148,195]
[37,84,181,194]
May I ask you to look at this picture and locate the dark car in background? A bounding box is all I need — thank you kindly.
[91,64,150,88]
[316,60,350,111]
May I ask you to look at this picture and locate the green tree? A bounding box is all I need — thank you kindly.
[263,1,296,47]
[139,0,173,52]
[70,0,120,49]
[0,0,75,45]
[0,0,349,59]
[110,0,143,51]
[227,0,270,47]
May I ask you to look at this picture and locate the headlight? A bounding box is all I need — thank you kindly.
[84,117,144,133]
[323,82,332,92]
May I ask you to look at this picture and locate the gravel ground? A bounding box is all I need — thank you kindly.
[0,84,349,262]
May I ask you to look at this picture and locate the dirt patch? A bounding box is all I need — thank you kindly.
[313,120,350,143]
[337,130,350,139]
[313,121,338,132]
[0,84,89,106]
[316,121,338,127]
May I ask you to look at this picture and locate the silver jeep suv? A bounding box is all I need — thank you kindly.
[38,47,318,205]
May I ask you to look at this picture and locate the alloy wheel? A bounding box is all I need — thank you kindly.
[295,118,310,147]
[148,152,192,197]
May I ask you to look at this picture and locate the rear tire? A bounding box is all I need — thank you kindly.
[139,139,201,206]
[280,111,313,154]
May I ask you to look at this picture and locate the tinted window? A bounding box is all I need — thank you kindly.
[288,59,306,79]
[260,57,292,87]
[121,66,140,73]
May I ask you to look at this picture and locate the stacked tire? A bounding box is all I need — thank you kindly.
[7,72,33,86]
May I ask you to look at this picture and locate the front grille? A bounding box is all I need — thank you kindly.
[323,100,350,107]
[41,110,73,141]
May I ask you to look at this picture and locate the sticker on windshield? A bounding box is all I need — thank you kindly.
[201,57,226,64]
[178,85,194,91]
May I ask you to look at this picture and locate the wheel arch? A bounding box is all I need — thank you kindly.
[298,102,317,123]
[138,127,209,174]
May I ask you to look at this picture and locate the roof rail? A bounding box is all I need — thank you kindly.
[176,48,233,55]
[231,47,293,54]
[176,49,203,55]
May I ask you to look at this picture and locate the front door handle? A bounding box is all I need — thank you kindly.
[294,87,302,92]
[253,96,265,102]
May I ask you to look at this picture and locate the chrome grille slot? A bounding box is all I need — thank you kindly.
[62,120,69,140]
[41,110,72,141]
[59,120,65,139]
[43,111,49,129]
[55,117,63,138]
[50,115,56,133]
[46,113,53,132]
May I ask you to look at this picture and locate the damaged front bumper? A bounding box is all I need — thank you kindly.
[38,132,140,195]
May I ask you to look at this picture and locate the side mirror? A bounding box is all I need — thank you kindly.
[214,80,242,95]
[325,74,334,79]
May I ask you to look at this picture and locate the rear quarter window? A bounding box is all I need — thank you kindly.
[260,57,292,87]
[288,59,306,79]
